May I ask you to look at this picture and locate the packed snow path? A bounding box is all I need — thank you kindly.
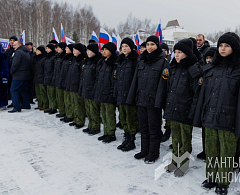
[0,101,239,195]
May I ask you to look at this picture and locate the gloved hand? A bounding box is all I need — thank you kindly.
[2,78,8,84]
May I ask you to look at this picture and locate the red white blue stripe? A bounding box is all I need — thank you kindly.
[91,31,101,50]
[52,27,59,43]
[61,23,66,43]
[112,32,117,47]
[19,30,25,45]
[99,28,111,44]
[155,19,163,44]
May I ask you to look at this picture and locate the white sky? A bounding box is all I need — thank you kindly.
[56,0,240,34]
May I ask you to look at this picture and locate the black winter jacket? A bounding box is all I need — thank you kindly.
[33,54,45,84]
[57,53,74,89]
[79,52,102,99]
[198,41,210,56]
[193,52,240,137]
[126,48,169,107]
[161,55,202,125]
[43,51,56,86]
[65,54,85,93]
[93,54,118,104]
[11,45,31,81]
[52,52,65,87]
[114,50,139,105]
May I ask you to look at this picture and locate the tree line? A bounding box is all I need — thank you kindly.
[0,0,157,46]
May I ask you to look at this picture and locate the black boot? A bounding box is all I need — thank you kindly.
[98,135,108,141]
[56,113,66,118]
[215,185,229,195]
[201,179,218,190]
[134,136,149,159]
[161,128,171,142]
[75,124,84,129]
[8,109,21,113]
[144,136,161,164]
[83,128,91,133]
[88,129,100,135]
[117,132,129,150]
[116,121,123,129]
[197,151,206,160]
[69,122,76,126]
[63,118,74,123]
[48,109,58,114]
[44,108,52,113]
[60,116,67,121]
[102,135,116,143]
[122,134,136,152]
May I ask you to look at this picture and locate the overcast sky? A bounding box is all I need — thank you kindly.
[56,0,240,34]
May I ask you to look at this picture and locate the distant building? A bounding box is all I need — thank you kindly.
[162,20,212,52]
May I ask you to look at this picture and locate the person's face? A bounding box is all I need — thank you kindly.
[87,49,96,58]
[103,48,112,58]
[36,49,42,55]
[13,42,20,50]
[9,39,15,46]
[174,50,187,63]
[218,43,233,57]
[140,46,146,54]
[146,41,157,53]
[26,44,33,51]
[162,49,168,56]
[196,36,205,47]
[66,47,72,54]
[121,43,131,56]
[206,56,213,64]
[73,48,80,56]
[57,47,63,53]
[46,47,52,53]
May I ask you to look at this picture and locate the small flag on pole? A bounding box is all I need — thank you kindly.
[155,19,163,44]
[53,27,59,43]
[19,30,25,45]
[61,23,66,43]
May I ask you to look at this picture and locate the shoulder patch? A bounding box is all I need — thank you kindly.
[165,58,168,61]
[198,77,203,85]
[162,68,169,77]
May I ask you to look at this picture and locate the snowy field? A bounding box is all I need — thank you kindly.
[0,100,240,195]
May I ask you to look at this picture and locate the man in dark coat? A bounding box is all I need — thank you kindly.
[25,42,36,104]
[8,41,31,113]
[0,44,9,110]
[196,34,210,56]
[6,35,17,103]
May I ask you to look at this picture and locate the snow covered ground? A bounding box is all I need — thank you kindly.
[0,100,240,195]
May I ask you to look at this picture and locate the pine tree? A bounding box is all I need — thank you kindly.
[72,31,80,43]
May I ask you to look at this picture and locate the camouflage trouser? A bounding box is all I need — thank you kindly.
[101,103,116,135]
[71,92,85,126]
[47,85,57,109]
[35,83,43,107]
[56,88,65,114]
[164,120,171,130]
[39,84,49,109]
[119,105,138,135]
[171,121,193,165]
[64,90,74,119]
[205,128,238,185]
[85,99,101,131]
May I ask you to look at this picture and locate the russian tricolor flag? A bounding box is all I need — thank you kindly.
[53,27,59,43]
[61,23,66,43]
[19,30,25,45]
[112,32,117,47]
[135,30,142,50]
[91,31,101,50]
[155,19,163,44]
[99,28,111,45]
